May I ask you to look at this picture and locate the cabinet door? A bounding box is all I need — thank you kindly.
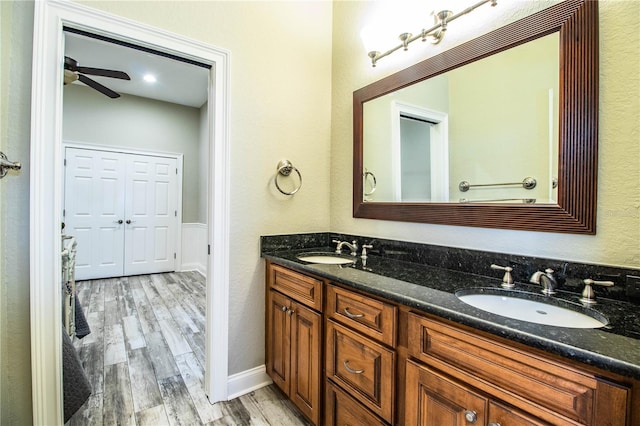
[290,301,322,425]
[405,359,487,426]
[266,290,291,394]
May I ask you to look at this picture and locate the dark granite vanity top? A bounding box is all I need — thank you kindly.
[262,245,640,380]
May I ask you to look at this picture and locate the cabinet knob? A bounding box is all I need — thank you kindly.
[488,423,501,426]
[343,307,364,319]
[287,309,295,316]
[464,410,477,423]
[281,306,287,312]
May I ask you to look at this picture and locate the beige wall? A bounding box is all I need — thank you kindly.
[331,0,640,269]
[448,33,559,203]
[1,1,34,424]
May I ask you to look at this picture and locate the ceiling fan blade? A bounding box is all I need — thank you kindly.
[64,56,79,71]
[76,66,131,80]
[78,74,121,98]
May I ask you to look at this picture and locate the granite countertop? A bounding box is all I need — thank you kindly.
[263,247,640,380]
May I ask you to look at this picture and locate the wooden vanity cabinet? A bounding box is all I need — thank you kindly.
[266,263,323,425]
[265,263,636,426]
[406,312,631,426]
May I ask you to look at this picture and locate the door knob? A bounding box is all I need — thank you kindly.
[126,219,134,224]
[115,219,123,224]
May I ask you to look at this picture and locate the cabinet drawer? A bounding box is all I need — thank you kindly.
[326,320,395,423]
[489,401,551,426]
[325,380,388,426]
[408,313,596,424]
[326,284,397,347]
[269,263,323,311]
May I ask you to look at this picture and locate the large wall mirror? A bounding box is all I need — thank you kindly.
[353,0,598,234]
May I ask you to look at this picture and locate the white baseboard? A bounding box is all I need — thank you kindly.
[181,262,207,277]
[180,223,207,274]
[226,365,272,400]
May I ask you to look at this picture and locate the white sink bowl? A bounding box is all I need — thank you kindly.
[296,253,355,265]
[456,289,608,328]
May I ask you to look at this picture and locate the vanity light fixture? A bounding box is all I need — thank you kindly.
[366,0,498,67]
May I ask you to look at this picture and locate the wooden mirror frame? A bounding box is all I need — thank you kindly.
[353,0,598,234]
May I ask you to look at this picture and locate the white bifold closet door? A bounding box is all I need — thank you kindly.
[64,147,179,280]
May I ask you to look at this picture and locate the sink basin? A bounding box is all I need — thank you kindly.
[456,288,608,328]
[296,252,355,265]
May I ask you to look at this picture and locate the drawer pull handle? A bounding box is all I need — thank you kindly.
[464,410,477,424]
[343,360,364,374]
[343,307,364,319]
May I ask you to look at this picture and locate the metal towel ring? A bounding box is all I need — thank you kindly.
[363,169,377,196]
[275,159,302,195]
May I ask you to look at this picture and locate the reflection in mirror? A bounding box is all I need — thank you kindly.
[352,0,598,234]
[363,33,559,204]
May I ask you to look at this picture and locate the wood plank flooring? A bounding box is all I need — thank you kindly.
[69,272,309,425]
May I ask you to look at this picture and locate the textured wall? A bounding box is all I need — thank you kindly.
[331,0,640,268]
[0,1,34,424]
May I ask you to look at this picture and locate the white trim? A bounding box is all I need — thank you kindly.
[63,141,185,276]
[390,101,450,202]
[226,365,272,400]
[63,140,185,159]
[30,1,231,423]
[180,223,207,276]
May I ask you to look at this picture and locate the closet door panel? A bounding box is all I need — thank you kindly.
[64,148,126,280]
[124,154,178,275]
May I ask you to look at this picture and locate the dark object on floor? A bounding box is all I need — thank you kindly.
[62,327,92,422]
[74,296,91,338]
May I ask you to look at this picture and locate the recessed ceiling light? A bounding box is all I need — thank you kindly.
[143,74,157,83]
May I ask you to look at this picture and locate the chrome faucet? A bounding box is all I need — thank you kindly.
[530,268,558,295]
[332,239,358,256]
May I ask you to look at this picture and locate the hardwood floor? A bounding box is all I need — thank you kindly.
[69,272,309,425]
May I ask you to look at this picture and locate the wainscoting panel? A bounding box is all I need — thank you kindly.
[181,223,207,276]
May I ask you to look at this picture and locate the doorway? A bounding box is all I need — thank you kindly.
[391,101,450,202]
[30,1,231,423]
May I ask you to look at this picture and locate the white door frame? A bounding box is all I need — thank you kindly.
[30,1,231,424]
[390,101,450,202]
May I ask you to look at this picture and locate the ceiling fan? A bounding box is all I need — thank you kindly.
[63,56,131,99]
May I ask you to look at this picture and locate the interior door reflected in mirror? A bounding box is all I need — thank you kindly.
[363,34,559,205]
